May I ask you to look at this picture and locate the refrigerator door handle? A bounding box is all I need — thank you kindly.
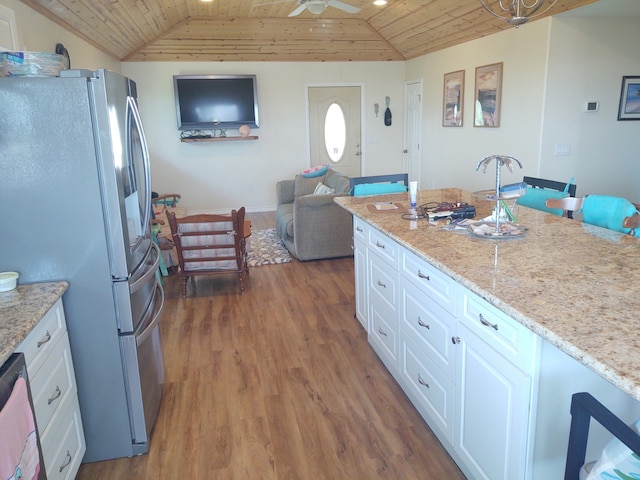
[127,95,151,238]
[130,242,160,295]
[137,283,164,346]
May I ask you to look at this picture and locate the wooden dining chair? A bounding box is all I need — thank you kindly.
[546,196,640,236]
[166,207,248,297]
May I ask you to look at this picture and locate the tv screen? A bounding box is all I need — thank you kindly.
[173,74,259,131]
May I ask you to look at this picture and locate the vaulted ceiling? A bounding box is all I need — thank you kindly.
[20,0,597,62]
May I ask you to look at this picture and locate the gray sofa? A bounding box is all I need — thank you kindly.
[275,168,353,261]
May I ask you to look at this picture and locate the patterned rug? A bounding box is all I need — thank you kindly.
[246,228,292,266]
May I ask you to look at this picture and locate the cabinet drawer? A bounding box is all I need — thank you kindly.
[16,298,66,375]
[458,286,536,373]
[369,253,399,315]
[30,334,76,435]
[369,302,398,374]
[401,250,456,315]
[368,227,398,267]
[353,216,368,243]
[41,394,85,480]
[401,279,456,379]
[400,334,455,444]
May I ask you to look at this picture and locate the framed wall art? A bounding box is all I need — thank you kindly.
[474,62,503,127]
[443,70,464,127]
[617,76,640,120]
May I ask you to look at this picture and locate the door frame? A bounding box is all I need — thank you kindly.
[305,82,366,175]
[404,78,423,186]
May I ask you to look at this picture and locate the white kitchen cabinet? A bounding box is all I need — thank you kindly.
[354,216,539,480]
[16,298,86,480]
[353,218,368,331]
[455,320,533,480]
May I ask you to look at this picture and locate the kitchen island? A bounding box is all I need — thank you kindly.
[336,188,640,480]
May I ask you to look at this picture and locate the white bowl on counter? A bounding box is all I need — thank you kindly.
[0,272,19,292]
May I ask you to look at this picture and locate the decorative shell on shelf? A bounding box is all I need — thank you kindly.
[239,125,251,137]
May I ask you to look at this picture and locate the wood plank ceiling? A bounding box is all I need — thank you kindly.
[19,0,597,62]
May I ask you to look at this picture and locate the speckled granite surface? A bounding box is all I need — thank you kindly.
[336,188,640,401]
[0,282,68,366]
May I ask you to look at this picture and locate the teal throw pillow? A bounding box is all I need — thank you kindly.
[301,164,329,178]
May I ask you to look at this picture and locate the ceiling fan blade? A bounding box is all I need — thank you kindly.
[288,4,307,16]
[327,0,360,14]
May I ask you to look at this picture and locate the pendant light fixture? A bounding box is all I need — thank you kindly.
[478,0,557,27]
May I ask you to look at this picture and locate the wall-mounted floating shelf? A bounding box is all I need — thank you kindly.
[180,136,259,143]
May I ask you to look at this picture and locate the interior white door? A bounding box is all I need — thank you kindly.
[0,4,19,51]
[404,80,423,185]
[308,86,362,177]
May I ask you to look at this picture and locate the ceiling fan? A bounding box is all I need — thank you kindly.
[288,0,361,17]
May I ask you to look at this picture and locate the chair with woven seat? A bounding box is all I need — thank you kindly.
[546,195,640,236]
[167,207,248,297]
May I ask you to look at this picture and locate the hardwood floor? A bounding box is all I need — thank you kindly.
[76,212,465,479]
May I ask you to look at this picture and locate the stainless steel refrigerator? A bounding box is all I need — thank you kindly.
[0,69,165,462]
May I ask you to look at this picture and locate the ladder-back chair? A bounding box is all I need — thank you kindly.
[167,208,248,297]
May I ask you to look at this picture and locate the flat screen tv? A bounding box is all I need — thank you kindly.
[173,74,259,131]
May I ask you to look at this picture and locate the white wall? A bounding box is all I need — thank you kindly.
[541,16,640,202]
[405,20,552,194]
[405,14,640,203]
[122,61,405,213]
[0,0,119,71]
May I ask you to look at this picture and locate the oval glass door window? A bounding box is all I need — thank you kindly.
[324,103,346,163]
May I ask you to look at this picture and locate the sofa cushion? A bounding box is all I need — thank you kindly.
[276,203,294,239]
[325,169,350,193]
[313,182,335,195]
[301,164,329,178]
[295,174,326,197]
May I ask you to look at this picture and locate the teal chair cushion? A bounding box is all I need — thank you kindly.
[582,195,638,235]
[516,187,568,216]
[353,183,408,196]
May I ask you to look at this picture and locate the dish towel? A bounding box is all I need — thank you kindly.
[0,377,41,480]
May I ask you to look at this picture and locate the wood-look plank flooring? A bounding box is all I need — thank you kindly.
[76,212,465,479]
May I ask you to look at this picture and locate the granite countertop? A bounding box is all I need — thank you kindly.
[336,188,640,401]
[0,281,69,366]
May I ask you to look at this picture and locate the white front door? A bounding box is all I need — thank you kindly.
[404,80,423,185]
[308,86,362,177]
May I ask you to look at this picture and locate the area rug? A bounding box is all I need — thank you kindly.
[246,228,292,266]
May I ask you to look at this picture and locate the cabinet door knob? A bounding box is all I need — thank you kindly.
[376,241,386,249]
[377,279,387,288]
[378,327,388,337]
[417,270,430,280]
[451,336,460,345]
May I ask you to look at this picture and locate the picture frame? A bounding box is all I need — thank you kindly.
[617,76,640,121]
[474,62,503,127]
[443,70,464,127]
